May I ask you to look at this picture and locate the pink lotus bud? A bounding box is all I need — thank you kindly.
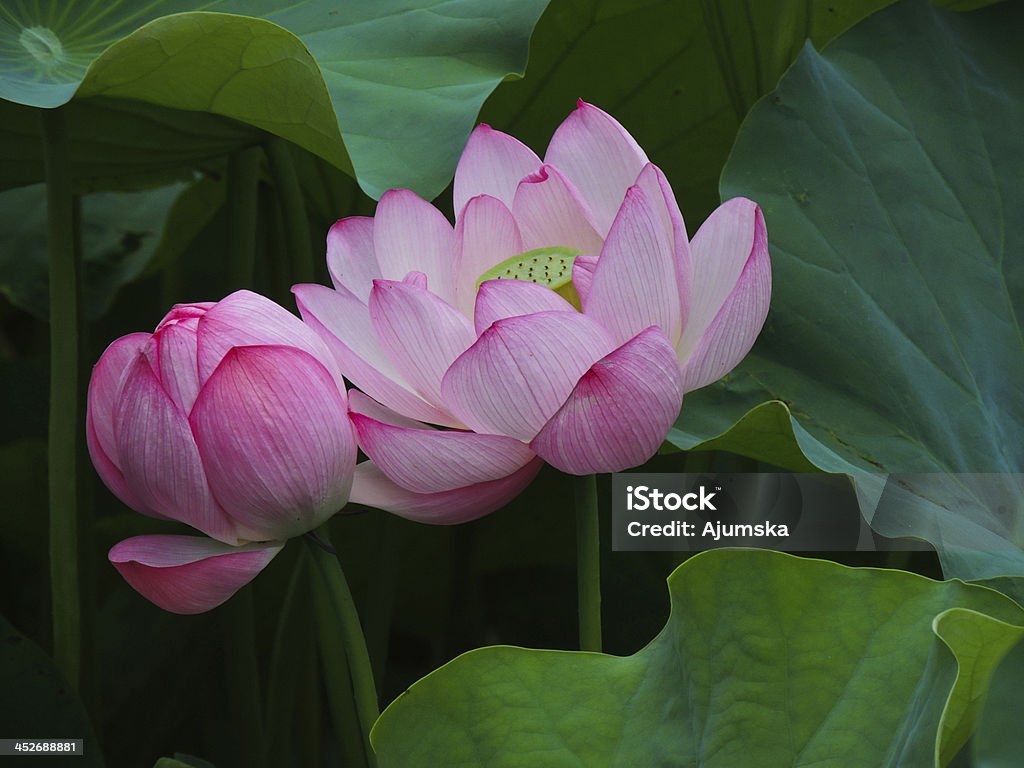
[88,290,357,613]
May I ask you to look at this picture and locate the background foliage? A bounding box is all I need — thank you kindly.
[0,0,1020,766]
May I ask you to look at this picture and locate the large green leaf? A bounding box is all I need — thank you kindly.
[371,550,1024,767]
[0,613,104,766]
[0,1,547,198]
[0,97,251,194]
[0,181,188,319]
[668,0,1024,579]
[972,635,1024,767]
[479,0,999,226]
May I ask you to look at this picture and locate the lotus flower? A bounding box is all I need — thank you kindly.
[88,291,357,614]
[294,102,769,522]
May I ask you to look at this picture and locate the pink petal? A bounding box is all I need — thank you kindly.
[87,414,166,519]
[156,302,215,330]
[326,216,380,302]
[109,535,283,615]
[679,201,771,391]
[441,311,617,441]
[87,333,153,513]
[374,189,457,304]
[571,255,599,306]
[453,195,523,316]
[583,179,682,345]
[190,345,356,542]
[352,411,536,494]
[531,327,683,474]
[348,389,433,431]
[632,163,692,332]
[402,271,427,290]
[453,124,541,215]
[349,458,543,524]
[512,165,604,257]
[196,290,340,387]
[543,101,649,235]
[473,278,575,336]
[369,279,476,408]
[114,355,239,544]
[152,321,201,414]
[293,283,458,427]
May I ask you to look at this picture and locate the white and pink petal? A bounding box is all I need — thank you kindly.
[326,216,380,302]
[531,327,683,474]
[441,311,616,441]
[680,212,770,391]
[631,163,692,330]
[473,279,575,336]
[293,283,457,427]
[677,198,770,391]
[453,124,541,215]
[347,389,432,431]
[373,189,457,304]
[453,195,523,316]
[369,279,476,408]
[570,255,599,306]
[512,165,604,257]
[583,181,682,345]
[543,101,649,235]
[348,458,543,525]
[352,411,535,494]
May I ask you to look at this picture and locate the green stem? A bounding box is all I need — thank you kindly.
[226,145,263,290]
[310,555,365,768]
[298,627,323,764]
[265,185,291,307]
[266,548,307,764]
[307,527,379,767]
[41,107,81,690]
[364,512,401,693]
[264,136,314,283]
[73,194,97,713]
[446,522,478,658]
[574,474,602,652]
[221,586,267,768]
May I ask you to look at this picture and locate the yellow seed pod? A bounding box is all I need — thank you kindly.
[476,247,582,310]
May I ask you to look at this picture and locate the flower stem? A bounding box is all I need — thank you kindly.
[264,136,314,283]
[41,106,81,690]
[364,512,401,693]
[267,548,308,765]
[309,557,365,768]
[221,585,267,768]
[298,626,323,763]
[306,525,379,767]
[227,145,263,290]
[574,474,602,652]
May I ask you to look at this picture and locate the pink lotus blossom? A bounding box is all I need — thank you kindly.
[88,291,357,614]
[294,102,769,522]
